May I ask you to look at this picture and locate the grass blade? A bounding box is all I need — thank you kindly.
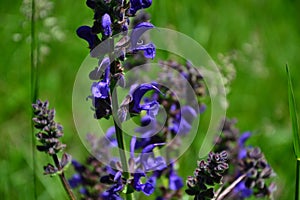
[286,64,300,200]
[286,64,300,158]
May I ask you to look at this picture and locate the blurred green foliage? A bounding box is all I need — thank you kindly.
[1,0,299,199]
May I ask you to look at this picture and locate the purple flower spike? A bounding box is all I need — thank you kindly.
[76,26,100,50]
[131,22,154,48]
[102,13,112,36]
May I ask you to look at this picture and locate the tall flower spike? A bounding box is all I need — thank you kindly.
[186,151,229,200]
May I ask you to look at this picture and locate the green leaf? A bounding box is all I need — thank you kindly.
[286,64,300,159]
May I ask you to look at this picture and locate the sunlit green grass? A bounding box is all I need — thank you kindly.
[1,0,300,199]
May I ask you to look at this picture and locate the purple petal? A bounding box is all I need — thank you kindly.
[169,172,183,190]
[91,81,110,98]
[131,83,160,113]
[239,132,251,146]
[76,26,100,49]
[140,100,159,118]
[114,171,122,182]
[234,181,253,198]
[142,156,166,171]
[130,22,154,48]
[130,136,137,159]
[99,57,111,81]
[129,0,152,15]
[134,43,156,59]
[133,172,146,191]
[181,106,197,124]
[142,143,165,153]
[102,13,112,36]
[141,0,152,8]
[238,148,248,159]
[143,182,155,195]
[68,174,82,188]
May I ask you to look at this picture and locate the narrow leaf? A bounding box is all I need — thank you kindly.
[286,64,300,159]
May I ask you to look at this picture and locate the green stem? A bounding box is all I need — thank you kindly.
[110,77,134,200]
[52,155,76,200]
[111,88,129,177]
[30,0,37,198]
[296,159,300,200]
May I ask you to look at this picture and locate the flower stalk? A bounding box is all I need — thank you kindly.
[111,78,134,200]
[52,154,76,200]
[30,0,38,198]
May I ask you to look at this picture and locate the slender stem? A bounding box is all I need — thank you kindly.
[52,155,76,200]
[30,0,37,198]
[110,72,134,200]
[296,159,300,200]
[215,174,246,200]
[111,89,129,177]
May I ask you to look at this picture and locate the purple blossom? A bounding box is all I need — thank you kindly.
[68,174,82,188]
[134,116,159,148]
[130,137,167,171]
[130,83,161,115]
[169,106,197,135]
[234,181,253,198]
[141,143,167,171]
[91,81,110,98]
[238,132,251,159]
[238,131,251,146]
[133,172,155,196]
[88,59,112,119]
[134,43,156,59]
[71,159,85,172]
[106,126,118,147]
[168,163,183,190]
[102,13,112,36]
[101,170,124,200]
[129,0,152,15]
[130,22,154,48]
[76,26,100,50]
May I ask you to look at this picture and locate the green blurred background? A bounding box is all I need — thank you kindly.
[1,0,300,199]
